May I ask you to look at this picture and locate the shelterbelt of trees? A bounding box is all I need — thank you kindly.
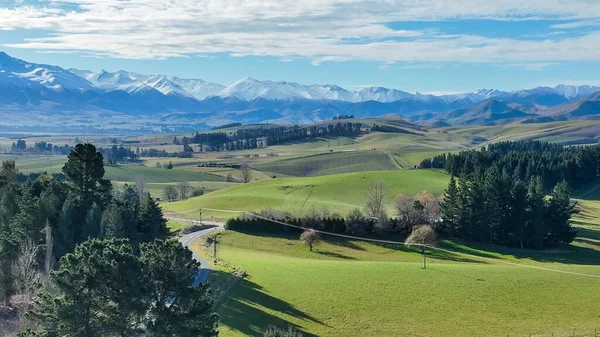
[421,141,581,250]
[177,121,363,152]
[0,144,217,337]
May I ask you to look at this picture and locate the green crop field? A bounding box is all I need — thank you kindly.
[104,165,223,183]
[192,204,600,337]
[162,170,450,218]
[253,150,399,176]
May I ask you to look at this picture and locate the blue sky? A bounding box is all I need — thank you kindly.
[1,0,600,93]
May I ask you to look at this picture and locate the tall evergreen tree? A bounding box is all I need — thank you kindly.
[527,177,546,250]
[136,193,168,244]
[439,176,459,235]
[545,181,578,246]
[30,239,144,337]
[62,143,112,208]
[139,239,218,337]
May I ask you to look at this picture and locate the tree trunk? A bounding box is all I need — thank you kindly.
[309,243,313,251]
[422,247,426,269]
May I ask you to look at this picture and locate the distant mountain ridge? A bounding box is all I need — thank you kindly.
[1,51,600,131]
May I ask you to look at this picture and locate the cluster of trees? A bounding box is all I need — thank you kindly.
[265,122,361,146]
[0,143,218,336]
[333,115,354,120]
[420,141,600,191]
[10,139,71,155]
[178,133,261,152]
[162,182,204,202]
[211,122,242,130]
[439,172,577,249]
[370,124,414,134]
[21,238,217,337]
[138,147,194,158]
[181,122,363,152]
[99,145,138,164]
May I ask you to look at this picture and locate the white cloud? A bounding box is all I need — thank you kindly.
[551,20,600,29]
[2,0,600,64]
[501,62,558,71]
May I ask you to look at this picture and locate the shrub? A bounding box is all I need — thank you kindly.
[264,325,304,337]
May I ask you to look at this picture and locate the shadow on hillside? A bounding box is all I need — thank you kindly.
[440,236,600,266]
[328,238,366,251]
[372,241,488,264]
[315,250,357,260]
[273,134,362,147]
[216,274,323,337]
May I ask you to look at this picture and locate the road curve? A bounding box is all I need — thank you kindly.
[173,218,224,287]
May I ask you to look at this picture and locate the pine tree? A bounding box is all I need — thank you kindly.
[30,239,144,337]
[545,181,577,246]
[62,143,112,208]
[439,176,459,236]
[136,193,168,244]
[139,239,218,337]
[527,176,546,249]
[510,181,528,248]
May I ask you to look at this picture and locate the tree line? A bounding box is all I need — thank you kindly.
[176,122,363,152]
[10,139,71,155]
[420,140,600,191]
[0,143,217,337]
[439,171,577,249]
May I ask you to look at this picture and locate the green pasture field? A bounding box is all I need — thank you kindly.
[161,170,450,218]
[191,200,600,337]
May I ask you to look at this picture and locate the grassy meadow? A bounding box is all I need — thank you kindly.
[162,170,450,218]
[194,221,600,337]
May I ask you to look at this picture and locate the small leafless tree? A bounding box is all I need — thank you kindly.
[224,173,235,182]
[264,325,305,337]
[395,194,419,227]
[415,191,441,224]
[135,176,146,200]
[11,240,43,327]
[364,181,388,219]
[300,229,321,251]
[163,185,179,202]
[240,163,253,183]
[177,181,192,200]
[405,225,437,269]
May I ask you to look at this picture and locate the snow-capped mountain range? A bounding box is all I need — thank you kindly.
[1,51,600,131]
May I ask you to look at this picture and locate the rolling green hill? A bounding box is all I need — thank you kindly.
[162,170,450,218]
[253,150,399,176]
[193,224,600,337]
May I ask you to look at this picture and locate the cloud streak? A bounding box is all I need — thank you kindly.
[1,0,600,64]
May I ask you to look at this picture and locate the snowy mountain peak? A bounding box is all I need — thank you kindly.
[473,89,505,97]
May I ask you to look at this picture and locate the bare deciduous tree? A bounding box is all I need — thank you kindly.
[224,173,235,182]
[364,181,388,219]
[135,176,146,200]
[177,181,192,200]
[163,185,179,202]
[415,191,441,224]
[240,163,253,183]
[299,229,321,251]
[405,225,437,269]
[264,325,305,337]
[395,194,419,227]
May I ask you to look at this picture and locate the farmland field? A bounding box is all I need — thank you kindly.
[194,224,600,337]
[162,170,450,218]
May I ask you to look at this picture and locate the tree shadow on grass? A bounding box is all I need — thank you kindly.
[372,241,487,264]
[440,237,600,266]
[315,250,357,260]
[216,276,324,337]
[327,237,366,251]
